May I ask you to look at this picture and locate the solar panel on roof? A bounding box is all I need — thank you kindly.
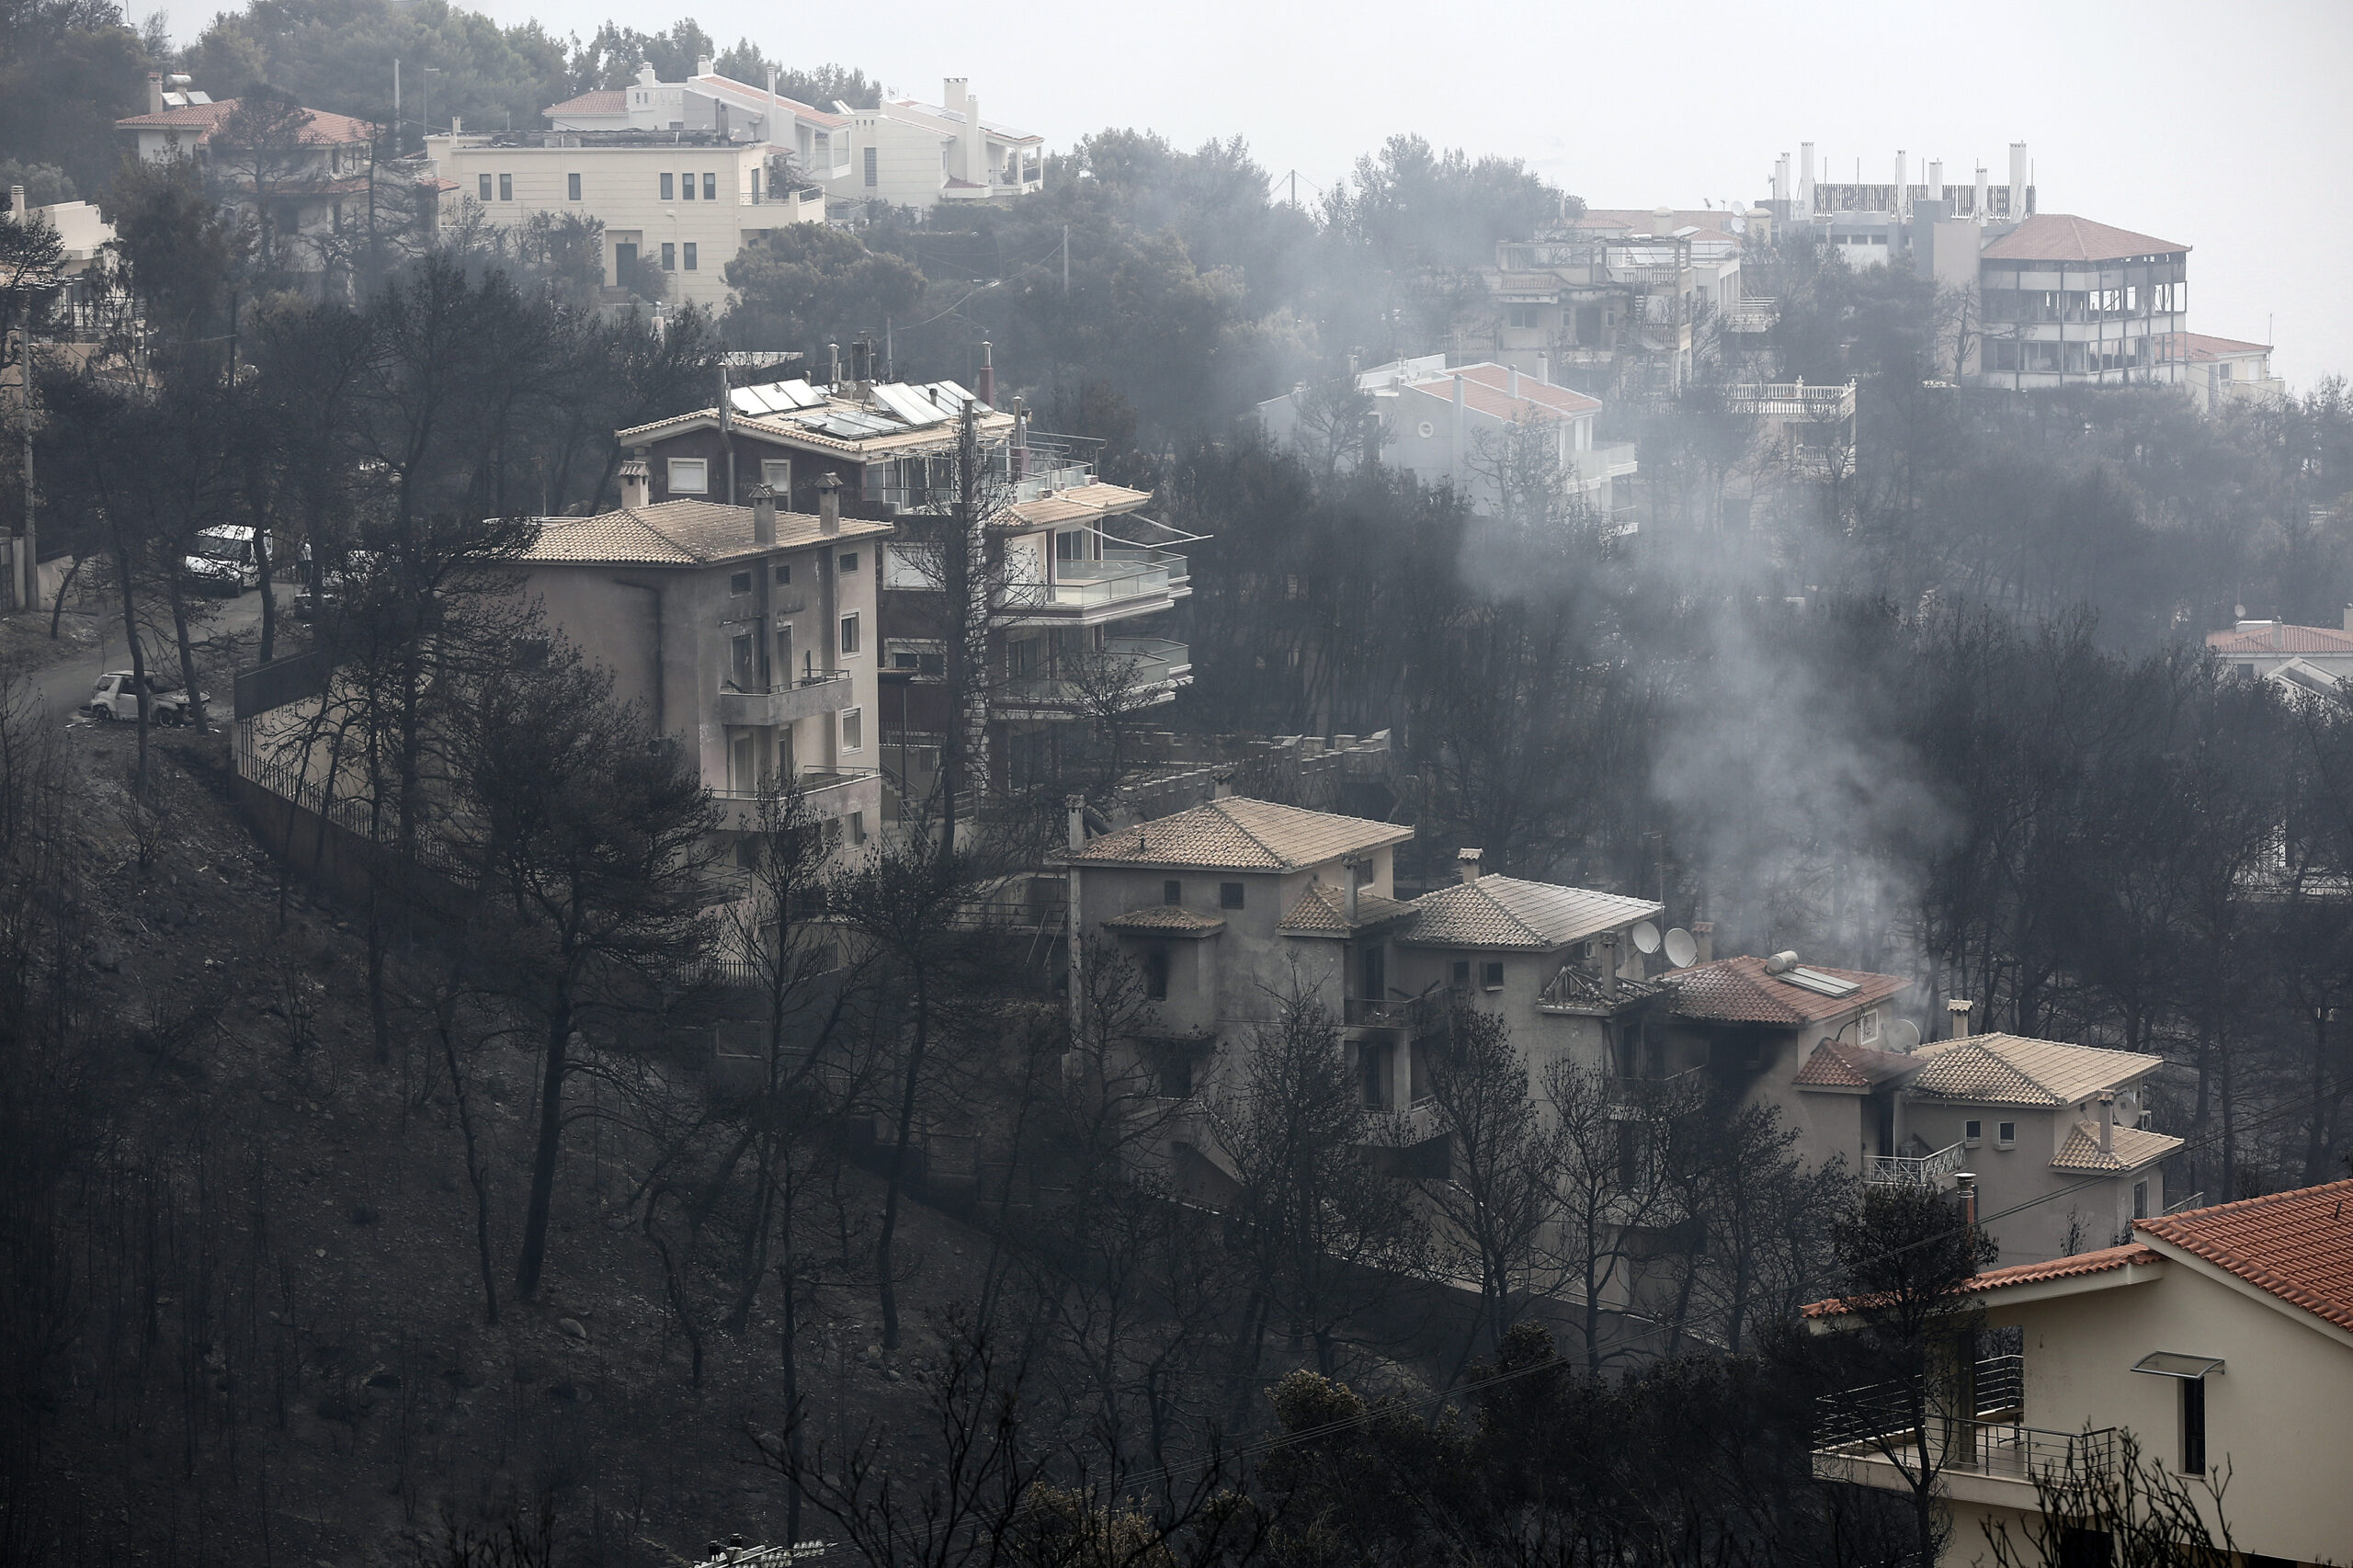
[731,387,777,415]
[1779,967,1861,998]
[772,379,822,408]
[870,383,946,426]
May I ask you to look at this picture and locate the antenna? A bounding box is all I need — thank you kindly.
[1884,1017,1921,1053]
[1631,921,1662,956]
[1662,928,1698,969]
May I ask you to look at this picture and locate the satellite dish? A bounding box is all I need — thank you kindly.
[1631,921,1662,955]
[2114,1088,2143,1130]
[1662,927,1698,969]
[1884,1017,1921,1054]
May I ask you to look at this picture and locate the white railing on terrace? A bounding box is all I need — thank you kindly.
[1727,381,1858,418]
[1866,1141,1967,1187]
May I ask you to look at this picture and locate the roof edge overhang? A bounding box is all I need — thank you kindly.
[2134,1233,2353,1353]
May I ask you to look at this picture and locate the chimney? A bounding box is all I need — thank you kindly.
[2097,1091,2115,1153]
[1652,204,1675,238]
[1211,768,1234,801]
[2007,141,2028,220]
[1341,855,1364,926]
[1691,921,1713,963]
[1799,140,1816,212]
[813,470,842,534]
[1455,847,1483,884]
[1536,349,1550,386]
[1946,998,1974,1040]
[976,340,995,408]
[1598,930,1620,1003]
[2343,605,2352,634]
[964,91,984,186]
[1973,164,1988,221]
[7,185,23,224]
[1066,794,1086,853]
[827,341,840,387]
[146,71,164,114]
[1508,364,1520,401]
[943,77,969,119]
[1927,157,1944,198]
[751,483,777,546]
[697,54,714,77]
[619,457,651,510]
[1955,1171,1978,1230]
[1893,151,1906,214]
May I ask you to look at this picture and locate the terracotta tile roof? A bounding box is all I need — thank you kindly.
[694,78,849,130]
[520,500,890,566]
[1277,882,1415,936]
[1978,213,2189,263]
[1801,1243,2161,1319]
[2135,1178,2353,1335]
[1794,1040,1920,1089]
[1906,1034,2165,1108]
[115,100,377,145]
[1393,366,1601,426]
[1100,905,1226,936]
[2173,333,2269,360]
[1063,798,1413,873]
[1667,955,1910,1027]
[2206,622,2353,656]
[2051,1121,2184,1172]
[544,89,627,118]
[1400,875,1657,951]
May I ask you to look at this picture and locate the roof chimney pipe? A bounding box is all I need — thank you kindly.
[1947,998,1974,1040]
[2097,1090,2115,1153]
[976,340,995,408]
[146,70,164,115]
[1456,847,1483,884]
[1691,921,1713,963]
[827,341,840,388]
[1598,930,1620,1003]
[1342,855,1364,926]
[619,456,651,510]
[1955,1171,1978,1230]
[1066,794,1086,853]
[2008,142,2028,220]
[813,470,842,534]
[751,483,777,546]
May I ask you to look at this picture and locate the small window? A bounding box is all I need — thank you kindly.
[567,172,581,200]
[839,613,859,655]
[1451,960,1471,986]
[840,707,863,751]
[477,173,493,200]
[498,173,512,201]
[863,146,879,187]
[661,242,676,270]
[761,459,792,494]
[2132,1180,2149,1220]
[683,243,698,271]
[1996,1121,2017,1148]
[1163,880,1182,905]
[849,811,866,846]
[702,172,716,200]
[1143,949,1170,1001]
[667,458,707,494]
[839,552,858,574]
[680,169,696,200]
[2179,1380,2206,1475]
[660,172,674,200]
[1219,881,1245,910]
[773,562,791,585]
[1482,960,1506,991]
[1964,1119,1983,1146]
[728,570,753,595]
[1859,1009,1881,1045]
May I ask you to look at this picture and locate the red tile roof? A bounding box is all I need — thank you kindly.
[115,100,377,145]
[2172,333,2269,360]
[1978,213,2189,263]
[1668,954,1910,1027]
[1793,1039,1918,1089]
[1801,1243,2160,1319]
[2206,622,2353,655]
[545,88,627,118]
[1394,366,1601,426]
[2135,1178,2353,1335]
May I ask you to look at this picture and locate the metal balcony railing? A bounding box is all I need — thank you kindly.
[1343,994,1445,1033]
[1816,1413,2118,1485]
[1866,1141,1967,1187]
[1009,547,1189,610]
[997,638,1191,706]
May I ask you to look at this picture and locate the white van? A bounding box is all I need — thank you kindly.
[182,525,267,594]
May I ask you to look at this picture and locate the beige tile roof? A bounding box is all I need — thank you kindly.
[115,100,377,144]
[521,500,889,566]
[1062,797,1412,873]
[1100,905,1227,936]
[1906,1034,2164,1108]
[2051,1121,2184,1173]
[1003,482,1154,529]
[1277,882,1415,937]
[1793,1040,1920,1089]
[1401,875,1657,951]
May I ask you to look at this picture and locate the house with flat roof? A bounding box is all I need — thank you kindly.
[838,79,1044,211]
[544,60,853,188]
[1808,1180,2353,1567]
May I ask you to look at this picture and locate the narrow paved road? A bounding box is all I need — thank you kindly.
[30,585,277,721]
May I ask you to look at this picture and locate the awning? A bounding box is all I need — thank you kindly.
[2130,1352,2224,1380]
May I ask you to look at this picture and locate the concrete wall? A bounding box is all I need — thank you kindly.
[1975,1267,2353,1564]
[1903,1099,2154,1263]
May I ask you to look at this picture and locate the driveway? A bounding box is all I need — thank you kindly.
[32,585,278,722]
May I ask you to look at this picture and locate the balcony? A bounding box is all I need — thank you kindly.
[996,638,1191,710]
[714,671,852,727]
[1865,1141,1966,1187]
[1722,300,1779,334]
[1007,547,1189,620]
[1344,994,1447,1037]
[1812,1356,2113,1501]
[711,767,881,830]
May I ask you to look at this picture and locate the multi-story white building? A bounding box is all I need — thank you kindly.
[543,61,854,188]
[424,128,824,309]
[1971,214,2190,390]
[2168,333,2285,413]
[1257,355,1635,520]
[837,78,1044,211]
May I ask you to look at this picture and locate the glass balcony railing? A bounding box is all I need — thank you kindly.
[1008,547,1189,610]
[997,638,1190,707]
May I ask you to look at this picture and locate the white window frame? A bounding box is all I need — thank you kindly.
[839,706,864,752]
[1859,1009,1881,1045]
[760,459,792,495]
[1995,1120,2017,1149]
[839,611,860,657]
[1964,1119,1983,1147]
[666,457,708,494]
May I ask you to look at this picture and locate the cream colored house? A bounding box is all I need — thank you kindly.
[1809,1179,2353,1567]
[425,129,824,309]
[543,62,853,188]
[836,79,1043,211]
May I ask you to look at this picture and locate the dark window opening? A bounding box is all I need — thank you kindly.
[1451,960,1471,986]
[1142,949,1170,1001]
[567,172,582,200]
[1482,960,1505,990]
[729,570,753,595]
[2180,1378,2205,1474]
[1163,880,1182,905]
[1219,881,1245,910]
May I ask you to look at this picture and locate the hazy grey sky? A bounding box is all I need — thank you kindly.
[461,0,2351,387]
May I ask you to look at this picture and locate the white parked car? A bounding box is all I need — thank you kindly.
[182,524,267,594]
[85,671,200,724]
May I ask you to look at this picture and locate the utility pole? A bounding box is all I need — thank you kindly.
[17,317,32,614]
[1061,224,1069,294]
[718,359,735,504]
